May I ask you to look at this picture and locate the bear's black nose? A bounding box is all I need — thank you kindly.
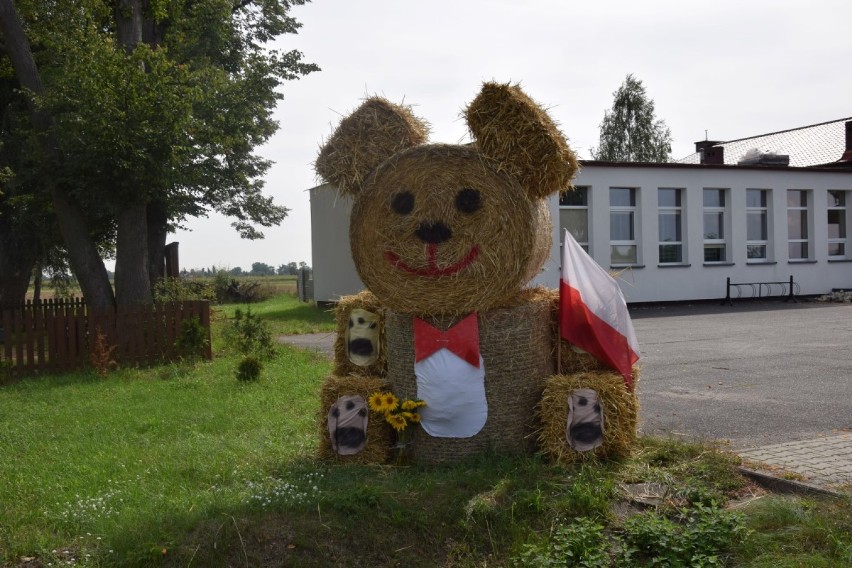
[416,221,452,244]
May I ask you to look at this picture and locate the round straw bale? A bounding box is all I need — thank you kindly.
[385,293,554,463]
[465,82,579,199]
[315,98,430,195]
[537,371,639,464]
[350,144,552,316]
[318,374,393,464]
[333,290,387,377]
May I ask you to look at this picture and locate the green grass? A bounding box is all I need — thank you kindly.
[216,293,335,336]
[1,294,850,567]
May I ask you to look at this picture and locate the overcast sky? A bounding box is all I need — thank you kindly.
[168,0,851,272]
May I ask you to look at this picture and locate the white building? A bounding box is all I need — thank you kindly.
[310,120,852,304]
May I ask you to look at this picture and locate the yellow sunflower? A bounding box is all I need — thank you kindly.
[401,399,418,411]
[386,413,408,431]
[381,392,400,412]
[367,392,386,412]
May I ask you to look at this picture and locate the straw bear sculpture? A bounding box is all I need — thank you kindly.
[315,82,638,464]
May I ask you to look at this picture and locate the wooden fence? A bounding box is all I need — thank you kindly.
[0,298,211,378]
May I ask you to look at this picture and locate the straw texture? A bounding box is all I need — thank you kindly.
[350,144,552,316]
[537,371,639,464]
[315,97,430,195]
[332,290,387,377]
[385,294,554,463]
[318,375,393,464]
[466,82,579,199]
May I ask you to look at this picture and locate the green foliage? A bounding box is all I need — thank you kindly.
[175,316,209,360]
[620,504,747,566]
[516,517,610,567]
[224,307,276,359]
[235,356,263,382]
[591,74,672,163]
[152,277,216,303]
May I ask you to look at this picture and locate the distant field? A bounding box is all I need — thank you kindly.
[24,274,299,301]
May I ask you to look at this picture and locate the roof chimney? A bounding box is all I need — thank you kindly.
[701,145,724,165]
[695,140,723,153]
[841,121,852,162]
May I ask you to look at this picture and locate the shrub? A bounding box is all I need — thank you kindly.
[224,307,276,359]
[153,277,215,303]
[175,317,209,361]
[236,356,263,382]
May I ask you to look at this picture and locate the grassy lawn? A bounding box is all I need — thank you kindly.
[1,294,850,567]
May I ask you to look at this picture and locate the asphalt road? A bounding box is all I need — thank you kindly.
[631,300,852,449]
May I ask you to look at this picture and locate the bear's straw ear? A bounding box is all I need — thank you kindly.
[315,97,430,195]
[465,82,579,200]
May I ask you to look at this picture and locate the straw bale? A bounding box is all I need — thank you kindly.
[537,371,639,464]
[318,374,393,464]
[535,286,640,376]
[315,98,430,196]
[385,293,554,463]
[332,290,387,377]
[350,144,552,316]
[465,82,579,199]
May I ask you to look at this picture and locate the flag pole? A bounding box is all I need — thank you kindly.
[556,230,563,376]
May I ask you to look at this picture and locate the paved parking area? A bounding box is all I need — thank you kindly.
[631,300,852,450]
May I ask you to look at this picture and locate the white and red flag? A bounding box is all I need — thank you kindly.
[559,229,640,387]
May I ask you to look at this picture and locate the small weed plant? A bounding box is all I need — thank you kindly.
[175,316,209,361]
[235,356,262,382]
[89,328,117,376]
[619,504,748,567]
[224,307,275,359]
[516,517,610,567]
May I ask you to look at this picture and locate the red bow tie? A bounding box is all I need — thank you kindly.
[413,313,481,368]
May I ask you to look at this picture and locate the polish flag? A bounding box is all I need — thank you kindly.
[560,229,640,387]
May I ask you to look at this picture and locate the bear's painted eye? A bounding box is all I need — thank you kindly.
[455,188,482,214]
[391,191,415,215]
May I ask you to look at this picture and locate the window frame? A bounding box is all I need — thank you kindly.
[827,190,848,260]
[609,187,639,267]
[702,188,729,264]
[559,186,590,253]
[657,188,685,265]
[746,188,771,261]
[786,189,811,261]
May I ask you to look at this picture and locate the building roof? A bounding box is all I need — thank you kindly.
[677,117,852,167]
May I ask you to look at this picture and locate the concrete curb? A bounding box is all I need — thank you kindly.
[738,467,846,499]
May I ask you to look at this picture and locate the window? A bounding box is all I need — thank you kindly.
[658,188,684,264]
[828,190,848,258]
[559,187,589,252]
[787,190,810,260]
[703,189,728,262]
[610,187,638,265]
[746,189,770,260]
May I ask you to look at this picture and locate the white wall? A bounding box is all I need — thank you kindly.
[570,164,852,302]
[309,185,364,302]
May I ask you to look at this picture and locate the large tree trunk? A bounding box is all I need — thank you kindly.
[147,199,168,290]
[0,0,115,308]
[114,203,152,305]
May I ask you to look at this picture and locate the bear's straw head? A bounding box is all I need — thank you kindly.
[316,82,578,316]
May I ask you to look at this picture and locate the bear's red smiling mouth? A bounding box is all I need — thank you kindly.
[385,244,480,277]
